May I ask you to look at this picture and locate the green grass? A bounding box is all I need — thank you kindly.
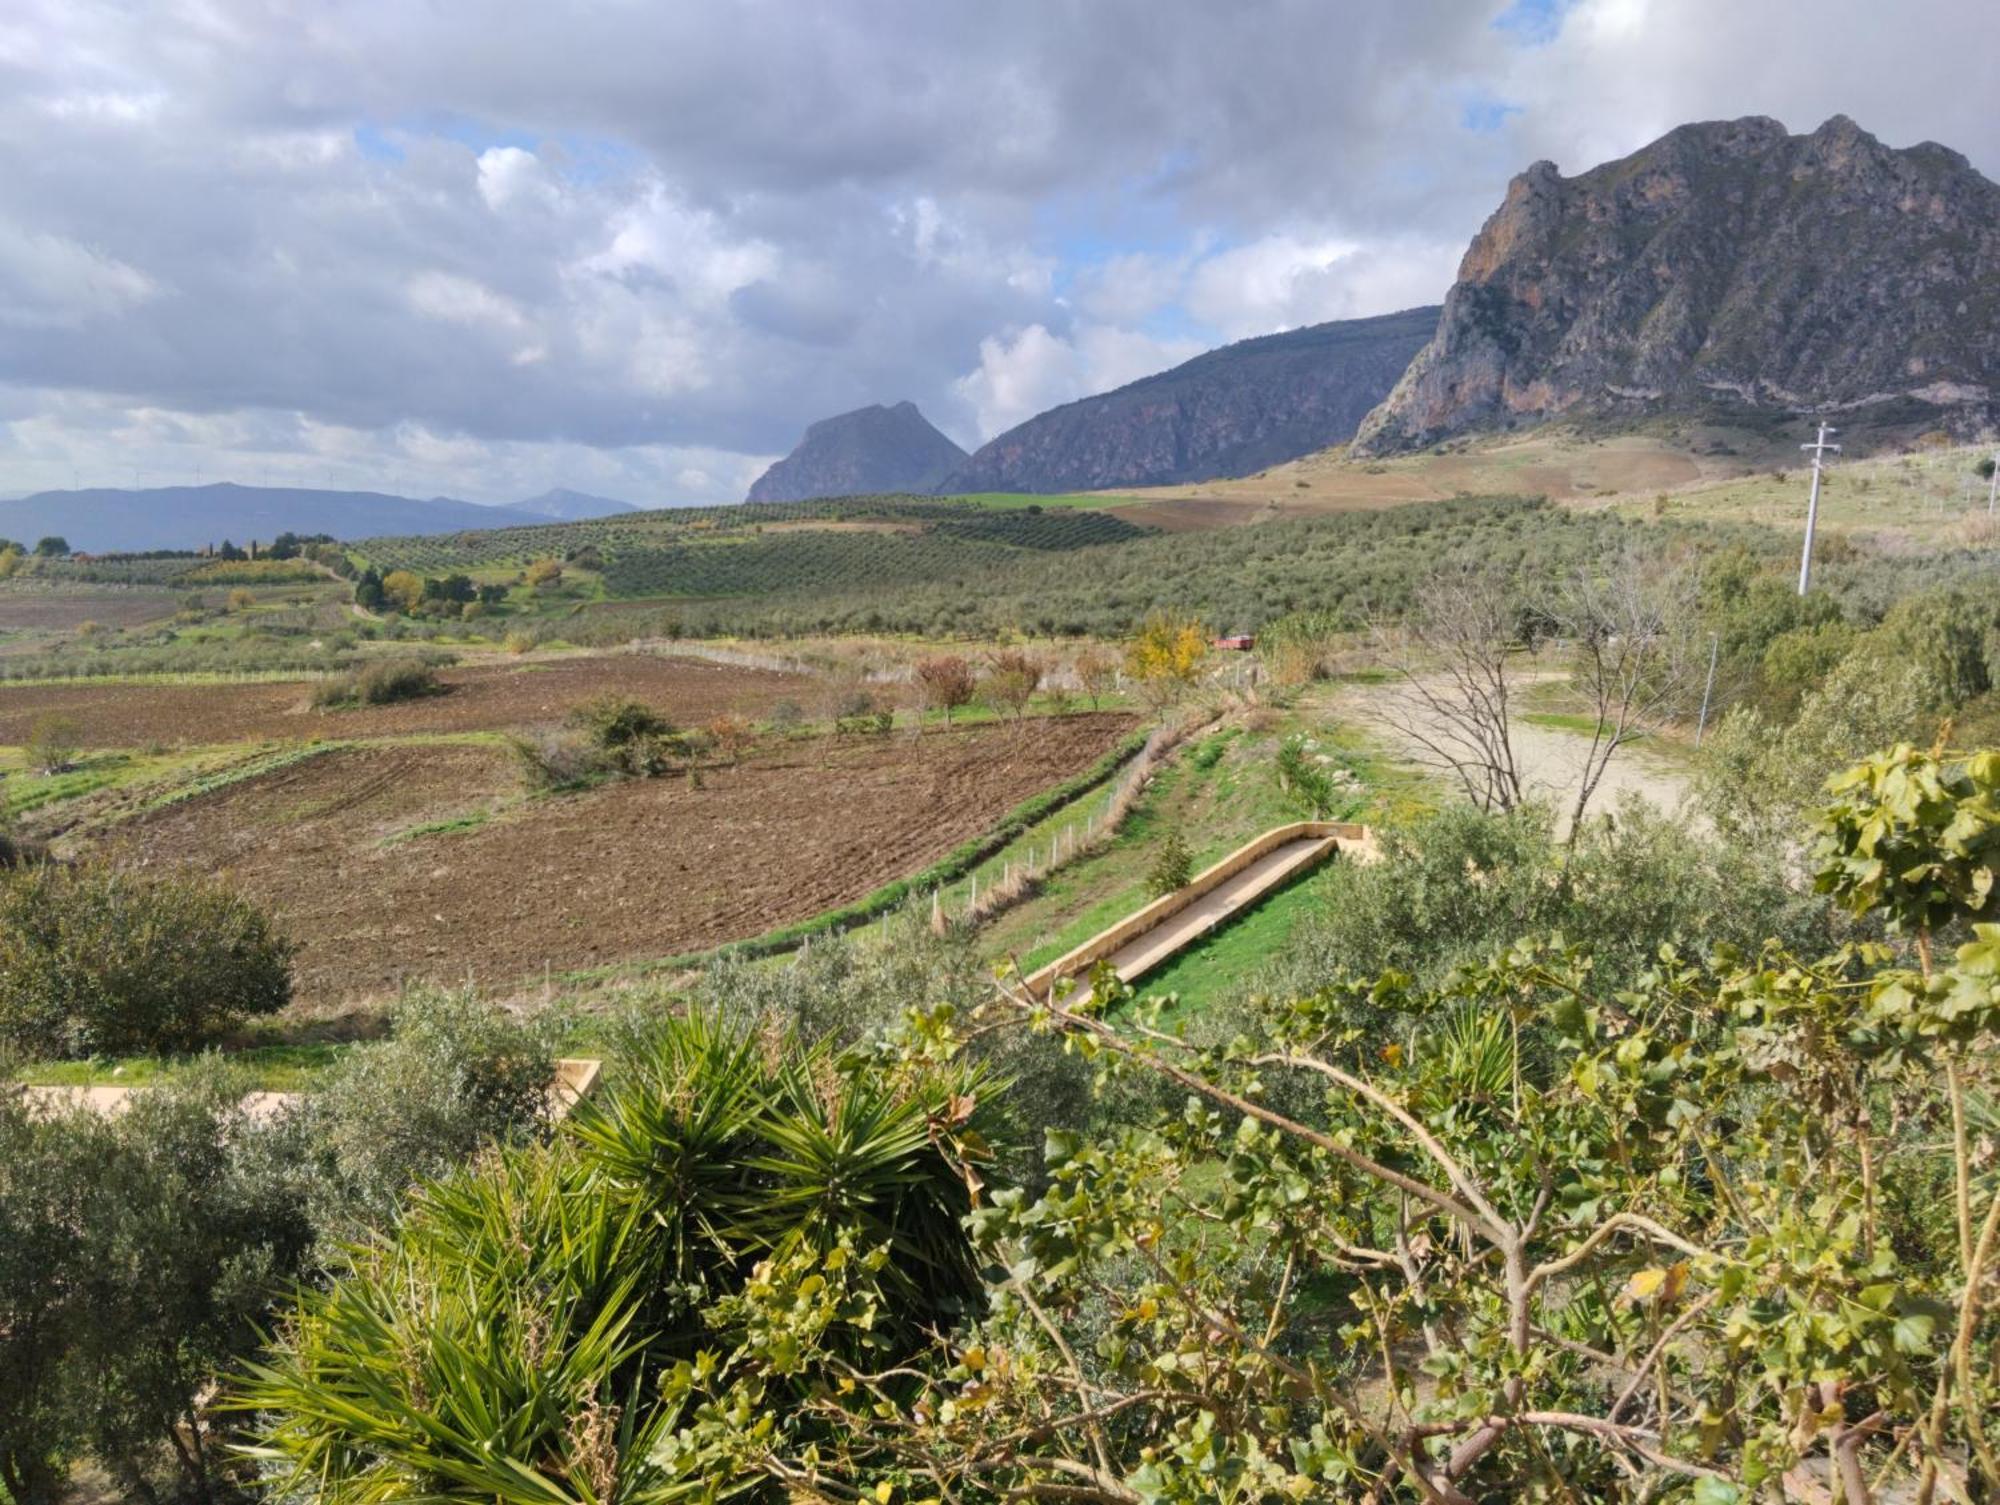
[1518,710,1645,739]
[979,693,1427,983]
[382,808,498,844]
[1122,861,1334,1021]
[16,1041,351,1092]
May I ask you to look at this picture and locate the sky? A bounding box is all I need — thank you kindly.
[1,0,1995,507]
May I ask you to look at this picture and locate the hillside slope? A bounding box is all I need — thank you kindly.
[746,401,967,502]
[0,483,550,553]
[942,306,1439,493]
[1353,115,2000,456]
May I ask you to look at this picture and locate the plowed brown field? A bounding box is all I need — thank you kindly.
[0,653,819,747]
[96,713,1136,1004]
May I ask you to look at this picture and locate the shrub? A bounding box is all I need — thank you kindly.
[380,569,425,613]
[982,649,1042,718]
[295,986,566,1238]
[310,657,443,709]
[568,694,671,750]
[1124,610,1207,707]
[1260,799,1831,1001]
[0,865,293,1058]
[509,727,604,792]
[242,1009,989,1502]
[0,1069,316,1504]
[1073,647,1116,709]
[831,690,893,737]
[523,557,564,589]
[915,654,977,725]
[226,587,256,612]
[705,712,754,764]
[766,698,805,733]
[1146,824,1194,897]
[24,713,81,774]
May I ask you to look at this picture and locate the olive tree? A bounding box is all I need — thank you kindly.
[669,745,2000,1503]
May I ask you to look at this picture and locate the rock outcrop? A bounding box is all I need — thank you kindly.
[1352,115,2000,455]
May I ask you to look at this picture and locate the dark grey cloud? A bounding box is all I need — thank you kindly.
[0,0,1993,502]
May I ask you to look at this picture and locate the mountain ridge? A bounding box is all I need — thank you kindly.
[939,307,1440,493]
[1353,114,2000,455]
[0,482,606,553]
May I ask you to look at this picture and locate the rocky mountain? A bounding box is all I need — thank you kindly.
[510,487,643,520]
[746,401,967,502]
[1353,115,2000,456]
[0,482,553,553]
[941,307,1439,493]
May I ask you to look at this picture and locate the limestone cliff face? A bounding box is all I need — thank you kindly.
[746,402,967,502]
[941,307,1438,493]
[1352,116,2000,454]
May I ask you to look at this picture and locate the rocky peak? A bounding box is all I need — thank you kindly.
[1352,114,2000,455]
[746,401,968,503]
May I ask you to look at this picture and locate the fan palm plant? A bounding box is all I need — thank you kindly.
[237,1008,993,1500]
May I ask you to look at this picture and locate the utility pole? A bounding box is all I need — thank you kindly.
[1796,421,1840,596]
[1694,633,1719,750]
[1987,449,1999,518]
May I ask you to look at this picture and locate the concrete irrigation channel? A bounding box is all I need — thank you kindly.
[1023,820,1379,1001]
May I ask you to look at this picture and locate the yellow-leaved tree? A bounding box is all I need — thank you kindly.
[1123,610,1207,708]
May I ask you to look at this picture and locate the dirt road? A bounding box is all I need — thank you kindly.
[1333,676,1693,835]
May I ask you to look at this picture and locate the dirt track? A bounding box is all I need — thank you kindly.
[97,713,1137,1004]
[0,653,820,747]
[1333,676,1692,834]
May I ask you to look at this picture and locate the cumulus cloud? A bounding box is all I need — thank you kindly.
[955,323,1208,438]
[0,0,1992,499]
[0,226,159,329]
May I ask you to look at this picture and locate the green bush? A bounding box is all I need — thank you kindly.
[1146,824,1194,897]
[0,1067,314,1504]
[241,1009,989,1502]
[1260,798,1832,999]
[291,987,566,1239]
[310,657,444,709]
[0,865,293,1058]
[23,713,81,774]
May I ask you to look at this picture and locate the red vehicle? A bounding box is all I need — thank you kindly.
[1211,633,1255,652]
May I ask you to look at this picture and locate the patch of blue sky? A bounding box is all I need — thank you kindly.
[1491,0,1576,45]
[1461,93,1523,134]
[352,122,405,162]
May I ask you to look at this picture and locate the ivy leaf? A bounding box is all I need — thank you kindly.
[1892,1311,1936,1355]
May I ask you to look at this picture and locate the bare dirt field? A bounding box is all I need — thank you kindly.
[0,590,182,631]
[95,712,1137,1003]
[0,653,821,747]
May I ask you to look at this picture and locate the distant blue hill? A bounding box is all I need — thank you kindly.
[0,481,643,553]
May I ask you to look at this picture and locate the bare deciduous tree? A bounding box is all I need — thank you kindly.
[913,654,976,727]
[1371,565,1527,813]
[1370,553,1696,838]
[1543,553,1699,842]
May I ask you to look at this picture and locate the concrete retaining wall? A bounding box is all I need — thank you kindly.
[1022,821,1374,998]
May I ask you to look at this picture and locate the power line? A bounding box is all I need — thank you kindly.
[1796,421,1840,596]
